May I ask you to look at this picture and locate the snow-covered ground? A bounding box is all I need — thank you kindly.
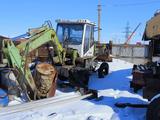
[1,59,148,120]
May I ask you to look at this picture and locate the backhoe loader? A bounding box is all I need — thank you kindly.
[0,20,109,102]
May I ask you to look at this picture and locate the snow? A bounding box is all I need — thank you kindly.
[0,89,9,107]
[1,59,148,120]
[8,96,24,106]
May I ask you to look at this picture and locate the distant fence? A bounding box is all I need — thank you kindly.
[112,44,149,58]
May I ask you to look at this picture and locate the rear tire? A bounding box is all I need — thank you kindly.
[98,62,109,78]
[146,97,160,120]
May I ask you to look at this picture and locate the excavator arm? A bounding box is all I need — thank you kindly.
[2,23,66,101]
[16,24,65,64]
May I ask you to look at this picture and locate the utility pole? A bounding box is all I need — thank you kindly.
[97,0,101,43]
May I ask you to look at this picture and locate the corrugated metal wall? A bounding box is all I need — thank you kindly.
[112,45,149,58]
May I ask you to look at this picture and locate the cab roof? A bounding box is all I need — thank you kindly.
[56,19,96,26]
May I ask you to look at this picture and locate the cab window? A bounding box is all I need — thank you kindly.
[56,24,83,45]
[84,25,91,54]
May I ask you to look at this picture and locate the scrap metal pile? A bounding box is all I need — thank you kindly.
[131,62,160,100]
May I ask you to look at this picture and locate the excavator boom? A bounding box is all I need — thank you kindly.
[16,25,65,64]
[2,23,66,100]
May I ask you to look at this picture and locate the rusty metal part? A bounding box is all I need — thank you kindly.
[95,54,112,62]
[34,63,57,99]
[130,64,153,93]
[15,39,50,63]
[130,71,146,92]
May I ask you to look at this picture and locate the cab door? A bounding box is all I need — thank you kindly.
[83,24,94,57]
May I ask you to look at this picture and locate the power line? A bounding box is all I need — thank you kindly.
[112,0,160,7]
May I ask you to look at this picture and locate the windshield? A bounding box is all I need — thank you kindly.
[56,24,83,45]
